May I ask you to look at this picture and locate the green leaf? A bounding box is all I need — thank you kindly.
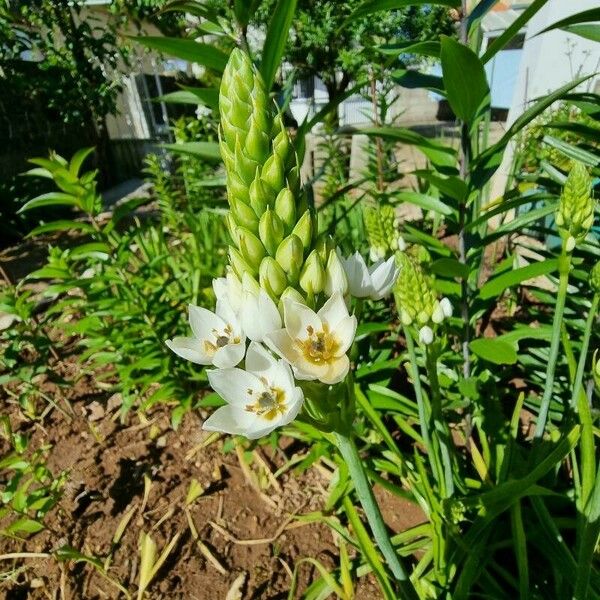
[414,171,468,201]
[347,0,460,23]
[542,135,600,167]
[472,74,592,187]
[392,69,444,94]
[481,0,548,63]
[26,220,96,238]
[440,35,490,124]
[470,338,517,365]
[534,8,600,37]
[234,0,261,27]
[70,242,111,260]
[131,37,228,72]
[561,24,600,43]
[430,258,470,280]
[4,518,44,535]
[69,147,95,177]
[18,192,80,213]
[157,86,219,111]
[260,0,297,91]
[377,40,440,58]
[394,191,454,216]
[479,259,558,300]
[161,142,221,161]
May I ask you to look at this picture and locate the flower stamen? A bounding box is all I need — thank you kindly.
[300,323,340,365]
[245,386,287,420]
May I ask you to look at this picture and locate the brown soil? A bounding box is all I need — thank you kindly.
[0,358,418,599]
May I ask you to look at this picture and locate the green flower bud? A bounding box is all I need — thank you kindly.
[259,209,285,257]
[274,188,296,233]
[234,139,259,186]
[249,172,272,217]
[226,213,239,246]
[315,234,334,265]
[594,349,600,391]
[246,118,270,165]
[261,153,284,195]
[299,250,325,296]
[557,162,594,251]
[229,246,256,278]
[395,253,438,326]
[259,256,287,298]
[292,209,313,250]
[590,261,600,295]
[280,286,306,309]
[275,234,303,282]
[237,227,266,270]
[229,195,259,231]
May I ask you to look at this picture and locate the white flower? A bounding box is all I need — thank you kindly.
[166,300,245,368]
[204,342,304,439]
[369,245,386,263]
[212,269,242,315]
[419,326,434,345]
[265,293,357,385]
[440,297,453,319]
[339,251,399,301]
[240,285,282,343]
[324,249,348,297]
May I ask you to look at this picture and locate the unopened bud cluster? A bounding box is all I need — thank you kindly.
[394,252,452,344]
[556,162,594,252]
[363,204,405,262]
[220,49,335,307]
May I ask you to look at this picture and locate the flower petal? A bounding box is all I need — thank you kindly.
[264,329,300,365]
[318,292,350,330]
[245,341,277,374]
[188,305,225,341]
[277,387,304,427]
[166,337,211,365]
[202,405,255,435]
[241,289,282,342]
[321,354,350,385]
[213,339,246,368]
[291,355,329,381]
[342,252,373,298]
[207,368,262,406]
[215,298,241,333]
[334,315,357,354]
[283,298,321,341]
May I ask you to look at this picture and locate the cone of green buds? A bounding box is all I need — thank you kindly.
[555,161,594,252]
[394,252,452,344]
[363,204,404,261]
[219,49,329,307]
[591,261,600,295]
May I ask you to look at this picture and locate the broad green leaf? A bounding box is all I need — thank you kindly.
[5,518,44,535]
[440,35,490,124]
[534,8,600,37]
[392,69,444,94]
[394,191,454,217]
[543,121,600,143]
[161,142,221,161]
[260,0,297,90]
[467,0,501,33]
[26,220,96,238]
[234,0,261,27]
[69,147,94,177]
[157,91,205,105]
[481,0,548,64]
[561,24,600,43]
[347,0,460,23]
[470,338,517,365]
[414,170,468,201]
[18,192,79,213]
[479,259,558,300]
[70,242,111,260]
[132,37,228,72]
[181,86,219,110]
[430,258,470,280]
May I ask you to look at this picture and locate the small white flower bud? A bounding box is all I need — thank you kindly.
[419,326,434,345]
[440,297,453,319]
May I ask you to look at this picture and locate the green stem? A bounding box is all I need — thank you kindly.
[570,294,599,410]
[403,327,445,494]
[534,252,571,439]
[333,430,419,600]
[425,344,455,497]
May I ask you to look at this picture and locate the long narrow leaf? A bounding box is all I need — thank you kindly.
[260,0,297,91]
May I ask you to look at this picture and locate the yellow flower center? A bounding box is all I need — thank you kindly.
[203,323,240,355]
[245,379,286,421]
[300,324,340,365]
